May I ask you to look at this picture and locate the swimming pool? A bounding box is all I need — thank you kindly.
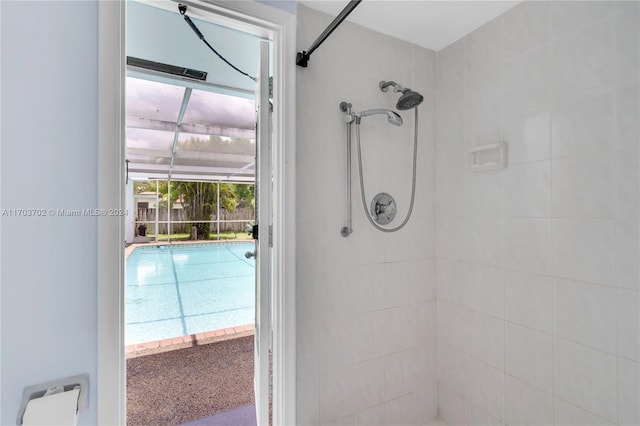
[125,242,255,345]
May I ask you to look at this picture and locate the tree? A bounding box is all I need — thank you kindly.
[235,184,255,209]
[176,181,216,239]
[134,179,255,239]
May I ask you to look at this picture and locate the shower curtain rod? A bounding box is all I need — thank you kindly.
[296,0,362,68]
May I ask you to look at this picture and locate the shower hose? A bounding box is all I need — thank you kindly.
[356,107,419,233]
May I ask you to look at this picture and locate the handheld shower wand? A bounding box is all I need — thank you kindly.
[343,108,403,126]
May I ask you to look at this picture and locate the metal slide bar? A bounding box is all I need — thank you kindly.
[296,0,362,67]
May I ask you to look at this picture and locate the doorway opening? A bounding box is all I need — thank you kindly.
[98,1,295,424]
[123,2,271,425]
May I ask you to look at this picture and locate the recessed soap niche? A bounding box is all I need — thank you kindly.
[470,142,507,171]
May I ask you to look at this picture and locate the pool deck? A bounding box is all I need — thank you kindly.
[126,323,255,358]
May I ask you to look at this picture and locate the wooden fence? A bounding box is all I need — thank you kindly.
[136,207,254,235]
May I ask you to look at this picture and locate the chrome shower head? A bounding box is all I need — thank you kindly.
[396,90,424,110]
[354,108,403,126]
[379,80,424,110]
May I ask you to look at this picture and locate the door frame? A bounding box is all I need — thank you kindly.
[97,1,297,424]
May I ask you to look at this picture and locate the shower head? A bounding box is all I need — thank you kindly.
[379,80,424,110]
[397,90,424,110]
[355,108,403,126]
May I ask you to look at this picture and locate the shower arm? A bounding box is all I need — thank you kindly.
[340,102,353,237]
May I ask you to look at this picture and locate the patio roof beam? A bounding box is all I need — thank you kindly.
[126,117,255,139]
[227,161,256,179]
[128,171,255,183]
[128,163,254,175]
[169,87,193,180]
[127,67,255,99]
[126,148,255,164]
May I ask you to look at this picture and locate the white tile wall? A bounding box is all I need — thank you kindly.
[552,219,615,286]
[296,5,438,424]
[502,45,552,112]
[438,384,468,426]
[386,393,419,426]
[502,110,551,165]
[501,1,550,61]
[505,271,553,333]
[505,323,553,391]
[386,259,436,307]
[618,358,640,426]
[616,4,640,88]
[552,156,614,218]
[319,366,357,424]
[506,218,552,274]
[466,405,504,426]
[554,278,617,353]
[554,398,616,426]
[506,161,551,218]
[554,339,618,422]
[354,403,386,426]
[550,18,616,103]
[437,216,468,262]
[466,311,504,369]
[353,357,386,412]
[465,357,505,421]
[466,264,504,318]
[386,349,420,400]
[466,216,504,267]
[436,2,639,426]
[437,341,467,397]
[354,310,387,362]
[505,375,553,426]
[550,1,617,38]
[464,18,501,77]
[617,289,640,362]
[297,1,638,424]
[437,260,468,307]
[551,94,615,160]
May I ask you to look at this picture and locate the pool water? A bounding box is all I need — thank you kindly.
[125,242,255,345]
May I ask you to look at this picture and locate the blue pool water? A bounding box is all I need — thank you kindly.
[125,242,255,345]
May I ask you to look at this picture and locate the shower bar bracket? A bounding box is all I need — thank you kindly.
[296,0,362,68]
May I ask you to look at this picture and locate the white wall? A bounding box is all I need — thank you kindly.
[436,1,639,425]
[0,1,98,424]
[295,5,438,424]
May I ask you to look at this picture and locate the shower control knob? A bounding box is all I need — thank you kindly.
[245,250,256,259]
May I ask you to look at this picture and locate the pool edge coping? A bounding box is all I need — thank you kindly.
[125,238,255,260]
[126,323,255,359]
